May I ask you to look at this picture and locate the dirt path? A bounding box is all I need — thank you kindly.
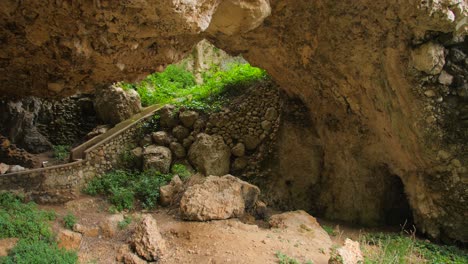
[41,196,334,264]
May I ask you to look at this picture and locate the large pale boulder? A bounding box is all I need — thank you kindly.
[329,239,364,264]
[411,42,446,75]
[94,85,142,125]
[131,215,166,262]
[180,175,260,221]
[188,133,231,176]
[143,145,172,173]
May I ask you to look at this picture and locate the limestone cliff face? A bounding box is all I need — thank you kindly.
[0,0,467,242]
[210,0,467,242]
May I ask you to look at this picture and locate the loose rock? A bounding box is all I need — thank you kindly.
[179,110,199,128]
[329,238,364,264]
[152,131,171,146]
[188,133,231,176]
[231,143,246,157]
[411,42,445,75]
[172,125,190,141]
[0,238,18,257]
[180,175,260,221]
[131,215,166,261]
[143,145,172,173]
[169,142,186,158]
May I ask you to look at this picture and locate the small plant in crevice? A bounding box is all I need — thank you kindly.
[171,164,191,180]
[52,145,71,162]
[118,215,132,230]
[84,169,173,211]
[63,213,77,230]
[321,225,337,237]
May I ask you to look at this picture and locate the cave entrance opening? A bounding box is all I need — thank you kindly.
[117,39,268,111]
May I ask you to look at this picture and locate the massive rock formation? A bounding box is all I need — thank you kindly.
[0,0,467,242]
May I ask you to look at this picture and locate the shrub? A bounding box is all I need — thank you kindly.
[0,192,55,241]
[84,170,173,211]
[52,145,70,162]
[0,240,77,264]
[171,164,191,180]
[62,213,76,230]
[0,192,77,264]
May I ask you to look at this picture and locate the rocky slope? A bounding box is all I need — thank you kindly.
[0,0,467,242]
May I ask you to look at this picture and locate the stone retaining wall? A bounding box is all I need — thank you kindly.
[0,105,160,203]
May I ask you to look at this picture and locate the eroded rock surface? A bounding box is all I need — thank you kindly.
[131,215,166,262]
[188,133,231,176]
[1,0,467,242]
[94,85,141,125]
[180,175,260,221]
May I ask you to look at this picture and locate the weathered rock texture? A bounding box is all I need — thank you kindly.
[0,95,97,153]
[1,0,467,243]
[180,175,260,221]
[94,85,141,125]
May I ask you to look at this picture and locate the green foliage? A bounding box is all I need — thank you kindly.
[119,148,138,169]
[62,213,76,230]
[0,240,77,264]
[171,164,191,180]
[321,225,337,237]
[0,193,77,264]
[275,252,300,264]
[361,233,468,264]
[84,170,173,211]
[52,145,70,161]
[118,216,132,230]
[123,63,267,111]
[0,192,55,241]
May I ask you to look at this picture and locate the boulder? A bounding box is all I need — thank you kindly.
[188,133,231,176]
[94,85,142,125]
[143,145,172,173]
[180,175,260,221]
[0,238,18,257]
[179,110,199,128]
[172,125,190,141]
[264,107,278,121]
[169,142,186,158]
[57,229,82,250]
[232,157,248,171]
[0,163,9,174]
[21,127,52,153]
[130,147,143,168]
[231,143,245,157]
[329,239,364,264]
[131,215,166,261]
[269,210,322,230]
[411,42,445,75]
[151,131,171,146]
[159,175,183,206]
[159,105,179,128]
[243,134,261,150]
